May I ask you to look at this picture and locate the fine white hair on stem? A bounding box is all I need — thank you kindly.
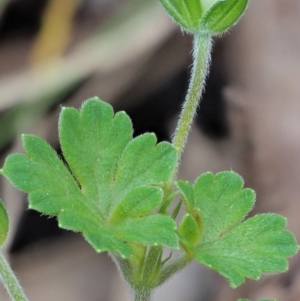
[171,33,212,174]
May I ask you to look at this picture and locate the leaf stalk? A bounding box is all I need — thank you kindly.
[0,253,29,301]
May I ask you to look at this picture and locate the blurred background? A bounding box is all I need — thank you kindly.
[0,0,300,300]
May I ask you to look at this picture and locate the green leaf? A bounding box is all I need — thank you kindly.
[178,213,201,247]
[176,180,195,212]
[110,186,163,224]
[201,0,249,34]
[177,171,298,288]
[1,97,179,257]
[0,200,9,247]
[159,0,203,32]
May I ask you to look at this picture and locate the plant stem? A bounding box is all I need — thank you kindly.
[0,253,29,301]
[157,254,191,286]
[133,289,152,301]
[172,32,212,167]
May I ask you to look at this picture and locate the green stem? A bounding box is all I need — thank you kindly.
[172,32,212,168]
[133,289,152,301]
[157,254,191,286]
[0,253,29,301]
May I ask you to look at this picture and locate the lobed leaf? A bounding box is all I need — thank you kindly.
[0,200,9,247]
[1,97,179,257]
[177,171,298,288]
[178,171,255,243]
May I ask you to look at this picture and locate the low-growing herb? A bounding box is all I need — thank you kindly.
[0,1,298,301]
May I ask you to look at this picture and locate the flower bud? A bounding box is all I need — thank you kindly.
[160,0,249,35]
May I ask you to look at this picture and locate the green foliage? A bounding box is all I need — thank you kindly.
[177,172,298,288]
[0,2,298,301]
[1,98,298,291]
[0,201,9,247]
[159,0,249,34]
[1,98,178,258]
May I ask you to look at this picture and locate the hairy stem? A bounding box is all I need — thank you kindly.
[133,289,152,301]
[172,32,212,168]
[0,253,29,301]
[157,254,191,286]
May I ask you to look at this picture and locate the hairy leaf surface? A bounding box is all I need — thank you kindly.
[1,98,178,257]
[177,171,298,287]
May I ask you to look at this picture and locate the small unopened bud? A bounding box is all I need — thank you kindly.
[160,0,249,35]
